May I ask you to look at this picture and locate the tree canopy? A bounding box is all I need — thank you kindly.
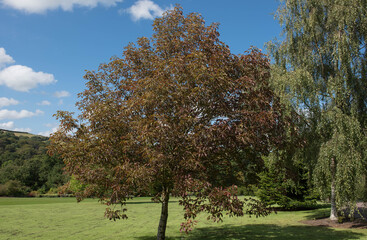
[49,6,284,240]
[268,0,367,220]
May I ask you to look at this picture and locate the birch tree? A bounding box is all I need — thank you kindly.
[268,0,367,220]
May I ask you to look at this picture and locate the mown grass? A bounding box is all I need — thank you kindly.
[0,197,366,240]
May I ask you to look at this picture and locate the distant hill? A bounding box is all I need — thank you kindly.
[0,129,40,138]
[0,129,67,196]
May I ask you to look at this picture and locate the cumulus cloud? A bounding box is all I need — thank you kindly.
[38,127,59,137]
[0,97,19,108]
[0,65,56,92]
[0,48,56,92]
[38,123,59,136]
[15,127,32,132]
[0,0,123,14]
[38,100,51,106]
[54,90,70,98]
[0,121,14,129]
[0,109,43,120]
[0,120,31,132]
[0,48,14,68]
[0,121,31,132]
[125,0,170,21]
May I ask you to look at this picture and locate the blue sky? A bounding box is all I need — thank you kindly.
[0,0,281,136]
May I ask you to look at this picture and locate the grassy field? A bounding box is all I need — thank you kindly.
[0,197,366,240]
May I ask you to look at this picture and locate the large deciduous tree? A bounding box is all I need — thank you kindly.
[49,6,284,239]
[268,0,367,220]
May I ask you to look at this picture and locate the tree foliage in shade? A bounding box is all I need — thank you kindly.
[268,0,367,220]
[49,6,284,240]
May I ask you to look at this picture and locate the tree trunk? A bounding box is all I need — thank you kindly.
[157,192,169,240]
[330,157,338,221]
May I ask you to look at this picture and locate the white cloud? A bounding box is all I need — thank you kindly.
[38,130,52,137]
[0,109,43,120]
[0,0,124,14]
[38,100,51,106]
[39,123,59,136]
[14,127,32,132]
[38,126,59,137]
[54,90,70,98]
[0,65,56,92]
[0,121,14,129]
[0,97,19,108]
[0,48,56,92]
[125,0,170,21]
[0,121,31,132]
[0,48,14,68]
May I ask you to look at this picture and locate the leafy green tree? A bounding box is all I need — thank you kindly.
[268,0,367,220]
[49,6,284,240]
[256,153,315,210]
[0,130,66,193]
[0,180,30,197]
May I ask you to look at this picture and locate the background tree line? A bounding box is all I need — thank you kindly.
[0,130,67,196]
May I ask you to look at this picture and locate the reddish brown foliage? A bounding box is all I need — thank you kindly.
[49,6,284,239]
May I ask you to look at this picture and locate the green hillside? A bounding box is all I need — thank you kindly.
[0,130,67,196]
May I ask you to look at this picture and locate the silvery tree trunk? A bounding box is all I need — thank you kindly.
[330,157,338,220]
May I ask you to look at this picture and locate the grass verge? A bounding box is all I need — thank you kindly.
[0,197,366,239]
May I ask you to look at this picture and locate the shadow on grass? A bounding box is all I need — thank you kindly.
[126,201,178,205]
[136,224,364,240]
[303,207,331,220]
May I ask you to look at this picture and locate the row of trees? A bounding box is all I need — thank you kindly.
[49,1,367,240]
[0,130,67,196]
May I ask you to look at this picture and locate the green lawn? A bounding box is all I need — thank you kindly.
[0,197,366,240]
